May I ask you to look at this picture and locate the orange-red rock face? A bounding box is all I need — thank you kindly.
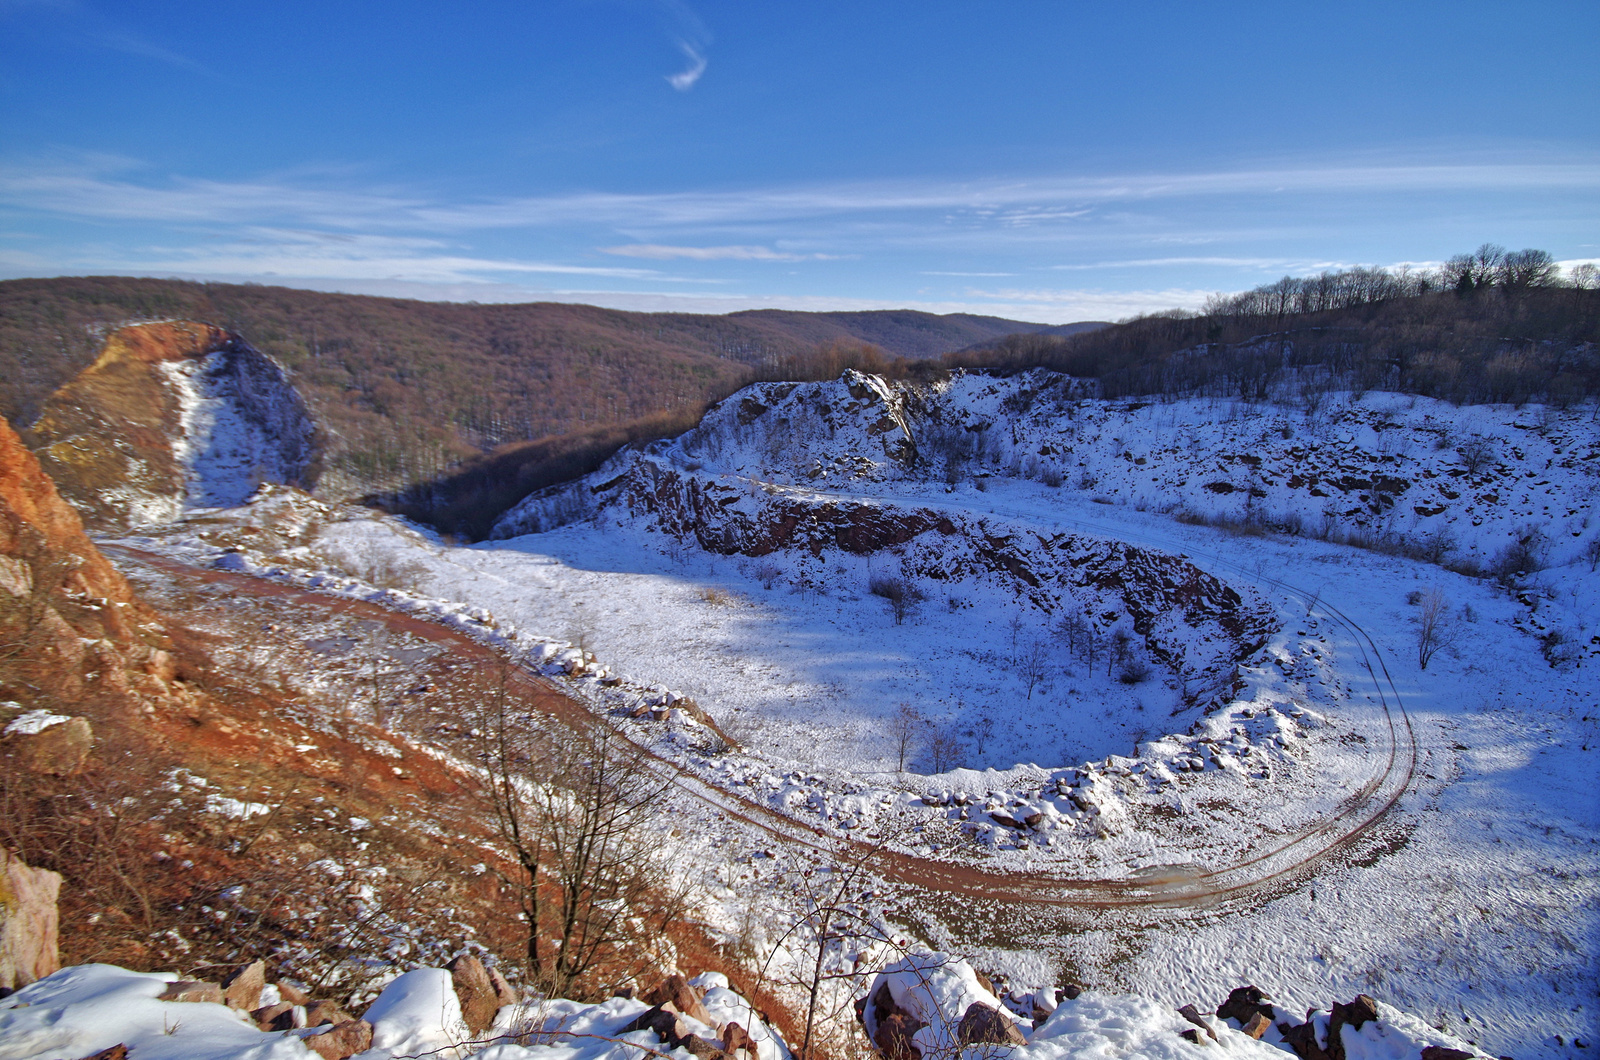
[0,415,174,712]
[28,322,238,530]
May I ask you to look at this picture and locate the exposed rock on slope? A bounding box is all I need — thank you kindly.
[494,371,1274,694]
[0,416,177,713]
[29,321,321,530]
[0,847,61,991]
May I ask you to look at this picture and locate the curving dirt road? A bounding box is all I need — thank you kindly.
[105,533,1417,911]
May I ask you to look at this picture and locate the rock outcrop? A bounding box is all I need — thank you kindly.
[0,417,177,714]
[28,321,320,530]
[0,848,61,990]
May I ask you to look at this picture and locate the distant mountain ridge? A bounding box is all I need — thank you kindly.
[0,276,1095,501]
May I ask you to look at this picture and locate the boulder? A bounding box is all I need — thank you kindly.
[1056,984,1083,1002]
[1325,995,1380,1060]
[488,964,517,1008]
[1180,1028,1209,1046]
[1279,1021,1329,1060]
[874,1012,925,1060]
[1418,1049,1474,1060]
[221,960,266,1011]
[721,1021,756,1057]
[642,973,714,1027]
[76,1047,128,1060]
[253,1002,299,1030]
[0,848,61,990]
[277,981,311,1005]
[12,717,92,776]
[303,1019,374,1060]
[623,1005,689,1045]
[678,1036,734,1060]
[1216,985,1274,1026]
[446,954,501,1035]
[957,1003,1026,1048]
[304,999,353,1026]
[158,981,224,1005]
[1239,1012,1272,1040]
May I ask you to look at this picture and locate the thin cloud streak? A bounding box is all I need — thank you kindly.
[666,41,706,90]
[5,155,1596,234]
[600,243,822,261]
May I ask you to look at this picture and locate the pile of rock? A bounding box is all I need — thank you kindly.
[621,973,761,1060]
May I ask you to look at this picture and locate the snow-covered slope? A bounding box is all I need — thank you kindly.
[29,322,321,529]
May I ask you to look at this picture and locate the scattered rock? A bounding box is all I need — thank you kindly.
[1180,1028,1209,1046]
[1177,1004,1218,1041]
[642,973,714,1027]
[0,848,61,990]
[956,1002,1026,1047]
[874,1012,926,1060]
[1056,984,1083,1002]
[1418,1049,1474,1060]
[158,980,224,1005]
[76,1047,128,1060]
[303,1019,374,1060]
[12,717,92,776]
[220,960,265,1011]
[446,954,501,1035]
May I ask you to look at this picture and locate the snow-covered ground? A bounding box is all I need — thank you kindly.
[108,370,1600,1058]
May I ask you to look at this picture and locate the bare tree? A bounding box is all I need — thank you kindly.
[1416,588,1453,670]
[1018,639,1050,700]
[889,703,924,772]
[924,723,965,773]
[469,663,686,999]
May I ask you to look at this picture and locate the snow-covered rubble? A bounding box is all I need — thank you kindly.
[858,953,1493,1060]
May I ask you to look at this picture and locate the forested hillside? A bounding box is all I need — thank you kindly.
[952,249,1600,405]
[0,277,1068,499]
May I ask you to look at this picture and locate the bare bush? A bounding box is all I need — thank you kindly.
[868,575,924,625]
[1415,588,1454,670]
[1457,435,1497,475]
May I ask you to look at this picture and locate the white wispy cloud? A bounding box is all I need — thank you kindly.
[600,243,829,261]
[73,228,717,285]
[666,41,706,90]
[5,154,1596,234]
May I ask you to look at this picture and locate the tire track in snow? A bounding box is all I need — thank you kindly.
[104,513,1417,910]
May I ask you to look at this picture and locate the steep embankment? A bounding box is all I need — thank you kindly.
[27,322,320,531]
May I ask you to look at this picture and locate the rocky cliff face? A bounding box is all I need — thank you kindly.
[0,416,177,714]
[494,370,1276,695]
[28,322,321,530]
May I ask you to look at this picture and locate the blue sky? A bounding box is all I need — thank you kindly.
[2,0,1597,323]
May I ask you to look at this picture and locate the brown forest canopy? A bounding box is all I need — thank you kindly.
[0,275,1069,495]
[950,247,1600,407]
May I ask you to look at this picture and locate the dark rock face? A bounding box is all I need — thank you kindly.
[578,456,1273,689]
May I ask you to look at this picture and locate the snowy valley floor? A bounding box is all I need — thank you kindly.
[110,465,1599,1059]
